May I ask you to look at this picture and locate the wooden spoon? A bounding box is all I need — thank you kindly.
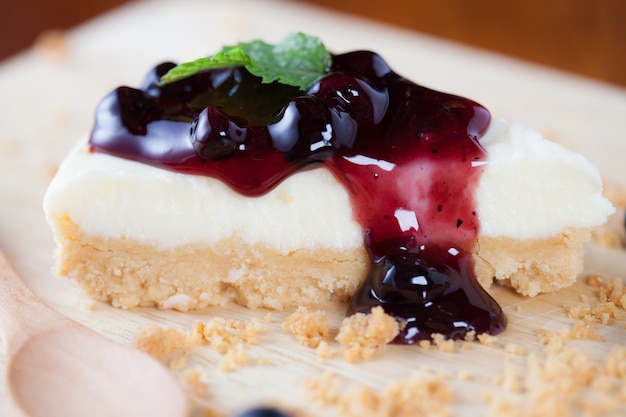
[0,250,190,417]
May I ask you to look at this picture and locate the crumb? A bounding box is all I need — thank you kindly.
[530,346,594,394]
[336,385,381,417]
[603,345,626,378]
[591,374,617,393]
[135,317,265,374]
[563,301,624,324]
[418,340,431,349]
[563,299,592,321]
[501,366,524,393]
[464,330,477,342]
[485,324,626,416]
[281,306,329,348]
[137,317,265,356]
[304,371,452,417]
[568,320,603,341]
[477,333,499,347]
[587,274,606,288]
[315,340,333,364]
[342,374,451,417]
[183,368,209,398]
[431,333,455,353]
[186,320,207,346]
[515,305,523,313]
[135,325,187,359]
[264,313,275,323]
[535,328,567,353]
[335,306,401,363]
[201,317,265,354]
[218,344,250,372]
[597,277,626,308]
[301,371,342,405]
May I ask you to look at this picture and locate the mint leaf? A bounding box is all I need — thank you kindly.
[160,32,331,90]
[230,32,331,89]
[159,48,250,84]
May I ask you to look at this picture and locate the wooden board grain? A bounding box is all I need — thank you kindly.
[1,1,625,416]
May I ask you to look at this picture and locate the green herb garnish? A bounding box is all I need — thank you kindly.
[160,32,331,91]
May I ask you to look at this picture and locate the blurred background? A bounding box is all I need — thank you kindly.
[1,0,625,88]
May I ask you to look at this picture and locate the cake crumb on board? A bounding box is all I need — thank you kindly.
[198,317,265,354]
[281,305,403,363]
[335,306,402,362]
[218,344,250,372]
[315,341,333,365]
[135,316,266,372]
[303,371,452,417]
[431,333,456,353]
[478,284,626,416]
[135,325,187,360]
[131,270,626,416]
[182,368,209,398]
[564,274,626,324]
[281,306,330,348]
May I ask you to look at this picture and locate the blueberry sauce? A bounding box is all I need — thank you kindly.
[89,51,506,343]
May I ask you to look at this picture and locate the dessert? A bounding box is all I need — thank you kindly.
[43,33,614,343]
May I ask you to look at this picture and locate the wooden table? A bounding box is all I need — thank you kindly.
[1,1,625,415]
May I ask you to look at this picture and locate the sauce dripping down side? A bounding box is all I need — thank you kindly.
[89,51,506,342]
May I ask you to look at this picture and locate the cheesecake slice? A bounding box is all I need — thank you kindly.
[43,35,614,342]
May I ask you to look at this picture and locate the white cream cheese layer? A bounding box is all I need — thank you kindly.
[44,118,614,250]
[475,118,614,238]
[44,142,364,253]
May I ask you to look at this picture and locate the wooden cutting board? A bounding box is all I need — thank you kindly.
[1,1,625,415]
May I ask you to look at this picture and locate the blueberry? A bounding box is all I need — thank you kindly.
[269,97,333,157]
[140,62,177,96]
[234,407,292,417]
[191,107,242,160]
[114,87,160,135]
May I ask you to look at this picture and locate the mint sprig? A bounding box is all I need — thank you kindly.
[160,49,251,84]
[160,32,331,91]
